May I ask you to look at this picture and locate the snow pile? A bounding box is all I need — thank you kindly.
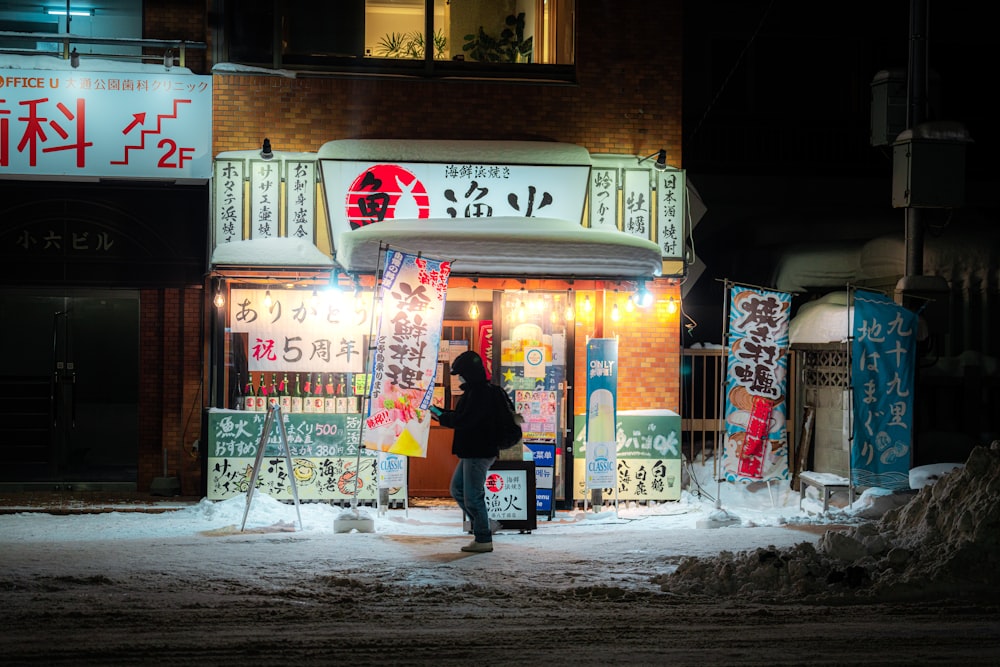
[654,441,1000,601]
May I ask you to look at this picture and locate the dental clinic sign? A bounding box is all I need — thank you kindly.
[0,68,212,180]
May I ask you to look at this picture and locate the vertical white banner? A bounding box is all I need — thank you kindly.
[622,169,652,241]
[249,158,281,239]
[364,250,451,457]
[285,160,317,246]
[213,158,245,245]
[588,167,619,229]
[656,168,686,261]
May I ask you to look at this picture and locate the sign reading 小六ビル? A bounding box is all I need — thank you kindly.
[0,68,212,180]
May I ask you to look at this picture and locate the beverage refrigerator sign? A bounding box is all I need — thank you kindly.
[0,68,212,179]
[585,338,619,489]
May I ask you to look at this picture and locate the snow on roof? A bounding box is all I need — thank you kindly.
[211,237,333,268]
[318,139,592,165]
[789,291,853,345]
[334,217,664,278]
[0,54,194,74]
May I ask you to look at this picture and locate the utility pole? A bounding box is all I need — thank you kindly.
[904,0,927,279]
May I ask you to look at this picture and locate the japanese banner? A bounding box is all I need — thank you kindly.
[851,290,917,490]
[229,288,371,373]
[0,68,212,179]
[585,338,618,489]
[722,286,791,483]
[364,249,451,457]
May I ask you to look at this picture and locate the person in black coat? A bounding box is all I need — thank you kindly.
[435,350,498,553]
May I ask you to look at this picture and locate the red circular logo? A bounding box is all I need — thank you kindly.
[345,164,429,229]
[485,473,504,493]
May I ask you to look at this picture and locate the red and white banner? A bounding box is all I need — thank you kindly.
[363,249,450,457]
[722,285,791,483]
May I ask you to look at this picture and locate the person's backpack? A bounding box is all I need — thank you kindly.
[490,384,524,450]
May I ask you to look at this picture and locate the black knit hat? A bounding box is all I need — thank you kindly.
[450,350,484,377]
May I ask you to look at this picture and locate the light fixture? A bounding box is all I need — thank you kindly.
[667,296,678,314]
[327,269,343,307]
[468,279,480,319]
[163,49,173,70]
[625,295,634,313]
[583,294,592,313]
[611,291,621,322]
[213,283,225,309]
[263,289,273,309]
[564,288,575,321]
[639,149,668,171]
[46,9,94,16]
[69,47,79,68]
[634,280,654,308]
[260,138,273,160]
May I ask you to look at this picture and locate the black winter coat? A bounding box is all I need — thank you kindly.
[437,351,500,459]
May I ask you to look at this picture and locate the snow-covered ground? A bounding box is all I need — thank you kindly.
[2,450,999,665]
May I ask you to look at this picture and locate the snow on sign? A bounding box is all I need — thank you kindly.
[0,69,212,180]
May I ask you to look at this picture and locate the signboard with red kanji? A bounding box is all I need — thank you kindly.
[0,68,212,180]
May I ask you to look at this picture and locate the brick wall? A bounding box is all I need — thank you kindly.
[144,0,208,74]
[209,2,683,161]
[571,280,682,418]
[139,287,204,495]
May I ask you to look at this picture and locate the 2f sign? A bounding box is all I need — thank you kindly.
[0,69,212,180]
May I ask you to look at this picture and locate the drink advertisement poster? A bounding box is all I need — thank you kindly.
[364,249,450,457]
[585,338,618,489]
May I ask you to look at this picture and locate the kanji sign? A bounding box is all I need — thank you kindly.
[0,68,212,179]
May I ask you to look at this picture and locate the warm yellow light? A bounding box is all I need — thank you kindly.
[583,294,592,313]
[564,291,575,321]
[213,289,225,309]
[667,296,678,314]
[611,302,620,322]
[469,301,480,319]
[263,289,273,309]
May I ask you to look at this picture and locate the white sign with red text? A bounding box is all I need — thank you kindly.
[0,68,212,180]
[319,159,589,236]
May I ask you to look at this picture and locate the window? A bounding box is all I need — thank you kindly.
[225,0,575,79]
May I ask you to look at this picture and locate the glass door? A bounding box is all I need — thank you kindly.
[0,292,139,484]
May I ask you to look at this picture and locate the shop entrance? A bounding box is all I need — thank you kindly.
[0,292,139,486]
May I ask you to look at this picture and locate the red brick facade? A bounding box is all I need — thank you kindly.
[139,287,205,495]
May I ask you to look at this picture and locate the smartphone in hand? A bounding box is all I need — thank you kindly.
[429,405,443,420]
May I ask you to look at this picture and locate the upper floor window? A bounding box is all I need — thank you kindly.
[225,0,575,80]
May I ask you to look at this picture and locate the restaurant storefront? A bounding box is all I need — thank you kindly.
[205,139,686,510]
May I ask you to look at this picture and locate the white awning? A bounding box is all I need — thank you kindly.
[334,217,663,278]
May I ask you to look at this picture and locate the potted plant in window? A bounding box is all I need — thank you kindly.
[375,29,447,59]
[462,12,533,63]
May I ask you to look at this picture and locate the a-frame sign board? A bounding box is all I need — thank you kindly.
[240,404,303,532]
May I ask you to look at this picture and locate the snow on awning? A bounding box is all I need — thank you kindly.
[335,217,663,278]
[211,237,334,269]
[317,139,592,165]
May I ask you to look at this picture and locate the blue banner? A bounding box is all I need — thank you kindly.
[851,290,918,490]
